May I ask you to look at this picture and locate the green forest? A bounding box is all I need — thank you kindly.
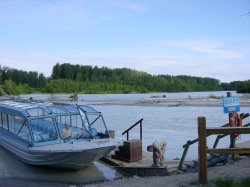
[0,63,249,95]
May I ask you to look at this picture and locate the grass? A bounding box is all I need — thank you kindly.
[189,181,199,186]
[174,170,182,175]
[213,178,236,187]
[233,155,242,161]
[212,177,250,187]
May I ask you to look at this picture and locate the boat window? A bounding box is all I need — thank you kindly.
[71,115,83,128]
[8,115,15,134]
[79,105,98,113]
[0,113,2,128]
[2,113,8,130]
[8,116,26,136]
[47,106,67,114]
[26,107,49,117]
[30,118,58,143]
[0,113,30,141]
[79,109,90,131]
[55,115,90,139]
[61,105,78,113]
[17,120,31,142]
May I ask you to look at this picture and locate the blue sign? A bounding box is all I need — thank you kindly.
[223,97,240,114]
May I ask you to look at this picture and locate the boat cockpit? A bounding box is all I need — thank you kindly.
[0,101,110,147]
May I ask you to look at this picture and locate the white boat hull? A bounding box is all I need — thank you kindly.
[0,132,115,170]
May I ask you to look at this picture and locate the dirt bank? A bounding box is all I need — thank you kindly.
[92,96,250,107]
[84,156,250,187]
[0,156,249,187]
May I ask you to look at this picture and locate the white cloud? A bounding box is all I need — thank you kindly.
[0,0,111,27]
[0,45,248,83]
[156,40,244,59]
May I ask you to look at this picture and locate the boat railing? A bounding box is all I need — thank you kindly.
[178,113,250,170]
[122,118,143,141]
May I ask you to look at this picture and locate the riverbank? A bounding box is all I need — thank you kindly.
[3,93,250,107]
[0,156,249,187]
[93,96,250,107]
[84,156,250,187]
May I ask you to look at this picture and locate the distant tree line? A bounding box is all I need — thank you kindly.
[0,65,46,88]
[0,63,249,95]
[0,65,46,95]
[221,80,250,93]
[49,63,223,93]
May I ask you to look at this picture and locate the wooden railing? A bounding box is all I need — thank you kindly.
[198,117,250,184]
[122,118,143,141]
[178,113,250,170]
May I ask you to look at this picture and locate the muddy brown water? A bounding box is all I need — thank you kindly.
[0,146,123,184]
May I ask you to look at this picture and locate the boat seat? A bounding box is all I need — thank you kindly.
[33,131,50,142]
[91,128,100,139]
[33,134,43,142]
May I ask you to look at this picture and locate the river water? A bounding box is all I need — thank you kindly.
[4,91,249,183]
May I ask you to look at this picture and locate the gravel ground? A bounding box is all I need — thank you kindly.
[83,156,250,187]
[1,156,249,187]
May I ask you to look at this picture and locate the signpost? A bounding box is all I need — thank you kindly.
[223,96,240,114]
[223,92,240,160]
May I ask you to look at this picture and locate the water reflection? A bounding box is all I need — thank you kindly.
[0,147,122,183]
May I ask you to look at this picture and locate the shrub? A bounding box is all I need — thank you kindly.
[19,83,32,94]
[44,79,81,93]
[3,80,21,95]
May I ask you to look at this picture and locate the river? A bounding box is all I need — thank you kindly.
[2,91,249,183]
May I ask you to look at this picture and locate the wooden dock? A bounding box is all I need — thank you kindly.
[101,151,192,177]
[102,140,250,177]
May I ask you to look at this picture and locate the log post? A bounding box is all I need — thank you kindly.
[198,117,208,184]
[227,92,236,160]
[178,141,191,170]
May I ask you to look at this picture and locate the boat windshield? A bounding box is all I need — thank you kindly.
[87,112,110,139]
[78,106,110,139]
[55,114,91,140]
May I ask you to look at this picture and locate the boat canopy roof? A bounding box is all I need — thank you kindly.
[0,100,98,118]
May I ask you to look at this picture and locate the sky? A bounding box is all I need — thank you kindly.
[0,0,249,83]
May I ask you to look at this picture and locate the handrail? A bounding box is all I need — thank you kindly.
[198,117,250,184]
[213,122,250,148]
[178,113,249,170]
[122,118,143,141]
[183,113,249,148]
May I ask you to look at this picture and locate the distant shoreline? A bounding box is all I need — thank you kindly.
[91,97,250,107]
[1,94,250,107]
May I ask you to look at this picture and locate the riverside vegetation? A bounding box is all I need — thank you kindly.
[0,63,250,95]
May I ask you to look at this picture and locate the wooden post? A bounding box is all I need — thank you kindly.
[198,117,208,184]
[227,92,236,160]
[213,135,221,148]
[178,141,191,170]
